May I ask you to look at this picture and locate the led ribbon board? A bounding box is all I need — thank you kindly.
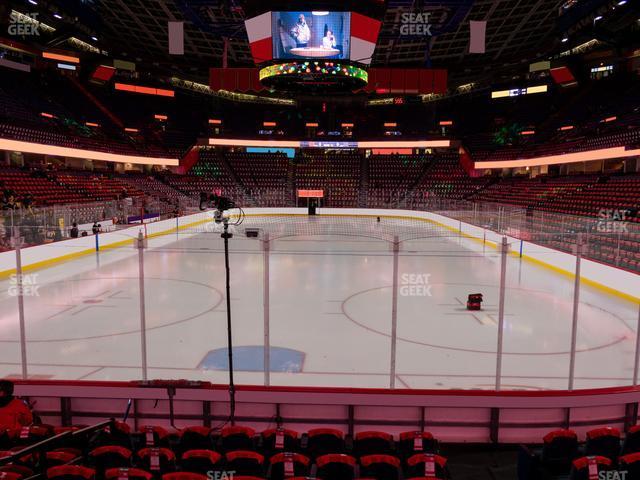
[259,61,368,90]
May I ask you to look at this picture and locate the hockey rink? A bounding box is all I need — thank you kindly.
[0,214,637,391]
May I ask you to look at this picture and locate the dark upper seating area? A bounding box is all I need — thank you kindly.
[0,70,179,159]
[459,73,640,163]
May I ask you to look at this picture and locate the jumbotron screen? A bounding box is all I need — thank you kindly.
[272,11,351,60]
[245,11,379,65]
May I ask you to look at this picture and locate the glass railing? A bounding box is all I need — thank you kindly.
[0,205,637,391]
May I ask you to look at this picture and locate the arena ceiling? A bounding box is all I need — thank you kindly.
[4,0,637,88]
[88,0,565,85]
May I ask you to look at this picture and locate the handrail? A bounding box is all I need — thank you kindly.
[0,431,71,466]
[0,419,113,467]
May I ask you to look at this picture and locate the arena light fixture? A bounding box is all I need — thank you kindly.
[115,82,175,98]
[207,138,450,149]
[476,146,640,169]
[0,138,178,166]
[312,11,329,16]
[43,51,80,63]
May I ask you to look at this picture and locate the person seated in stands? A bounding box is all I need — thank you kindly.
[70,222,79,238]
[0,380,32,432]
[2,195,16,210]
[21,193,34,214]
[0,217,7,250]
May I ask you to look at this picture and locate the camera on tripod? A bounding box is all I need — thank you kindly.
[200,192,235,223]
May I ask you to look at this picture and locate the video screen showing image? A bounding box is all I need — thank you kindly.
[272,11,351,60]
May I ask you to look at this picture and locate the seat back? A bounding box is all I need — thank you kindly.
[225,451,264,477]
[406,453,448,479]
[269,453,310,480]
[569,456,613,480]
[316,454,356,480]
[398,432,438,457]
[307,429,345,457]
[354,432,394,457]
[360,454,401,480]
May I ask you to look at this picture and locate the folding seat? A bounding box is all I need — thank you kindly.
[315,454,356,480]
[353,432,394,457]
[268,453,310,480]
[405,453,448,479]
[138,427,170,448]
[306,429,345,457]
[104,468,152,480]
[13,425,55,446]
[0,472,21,480]
[261,429,299,454]
[177,428,212,454]
[220,427,255,452]
[585,427,621,461]
[224,451,263,477]
[161,473,207,480]
[90,422,132,449]
[180,450,222,475]
[398,431,439,458]
[0,465,34,479]
[136,448,175,474]
[45,451,78,467]
[540,429,579,475]
[359,454,401,480]
[89,446,132,474]
[47,466,96,480]
[569,456,614,479]
[619,452,640,479]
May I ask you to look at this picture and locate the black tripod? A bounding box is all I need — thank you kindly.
[221,217,236,424]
